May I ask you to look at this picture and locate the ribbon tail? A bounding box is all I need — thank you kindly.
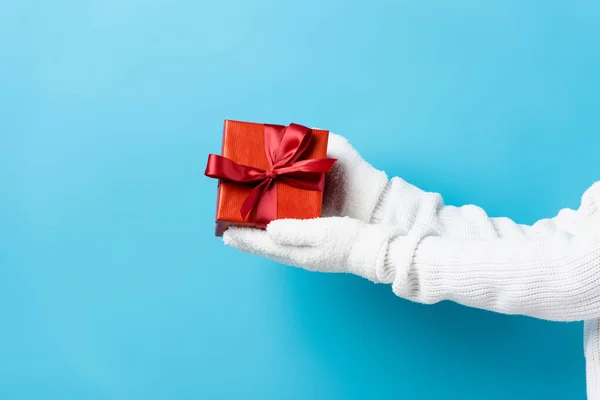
[254,181,278,227]
[240,180,269,220]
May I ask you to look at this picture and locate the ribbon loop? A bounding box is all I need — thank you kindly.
[205,123,336,224]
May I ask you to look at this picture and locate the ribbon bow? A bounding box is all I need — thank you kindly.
[205,124,336,226]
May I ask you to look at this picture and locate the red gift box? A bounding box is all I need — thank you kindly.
[205,120,336,236]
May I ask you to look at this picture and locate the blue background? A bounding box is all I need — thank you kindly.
[2,1,599,399]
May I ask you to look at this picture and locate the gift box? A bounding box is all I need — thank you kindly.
[205,120,336,236]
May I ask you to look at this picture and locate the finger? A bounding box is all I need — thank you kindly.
[224,226,296,260]
[267,217,361,246]
[223,226,313,267]
[223,226,276,253]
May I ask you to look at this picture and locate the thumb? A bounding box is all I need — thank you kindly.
[326,133,355,159]
[267,217,363,246]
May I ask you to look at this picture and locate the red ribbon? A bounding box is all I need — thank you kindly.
[205,123,337,226]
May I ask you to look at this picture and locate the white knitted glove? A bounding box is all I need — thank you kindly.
[322,133,389,222]
[223,217,394,283]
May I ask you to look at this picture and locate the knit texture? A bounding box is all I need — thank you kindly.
[377,178,600,398]
[587,319,600,399]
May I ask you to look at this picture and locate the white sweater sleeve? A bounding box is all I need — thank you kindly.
[371,177,596,240]
[373,179,600,322]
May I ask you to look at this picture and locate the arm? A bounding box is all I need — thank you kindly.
[224,182,600,322]
[377,181,600,321]
[383,211,600,321]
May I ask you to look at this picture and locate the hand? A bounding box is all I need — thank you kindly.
[223,217,396,282]
[322,133,389,222]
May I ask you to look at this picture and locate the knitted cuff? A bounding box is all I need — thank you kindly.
[376,231,428,296]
